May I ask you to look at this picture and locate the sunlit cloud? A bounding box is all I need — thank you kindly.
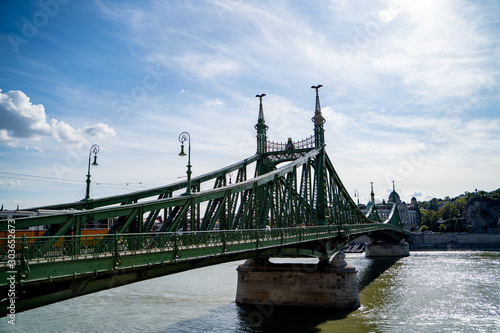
[0,90,116,148]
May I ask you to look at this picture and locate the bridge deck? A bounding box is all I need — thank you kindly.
[1,224,403,285]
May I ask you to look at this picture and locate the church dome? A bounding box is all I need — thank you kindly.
[388,190,400,203]
[410,197,417,208]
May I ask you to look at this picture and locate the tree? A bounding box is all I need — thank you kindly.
[429,198,439,211]
[439,224,448,232]
[420,210,440,228]
[420,210,431,226]
[439,204,451,220]
[450,205,460,218]
[420,225,429,232]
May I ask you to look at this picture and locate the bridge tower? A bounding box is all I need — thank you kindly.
[365,181,409,257]
[253,93,271,227]
[255,93,268,154]
[366,182,381,222]
[311,85,327,225]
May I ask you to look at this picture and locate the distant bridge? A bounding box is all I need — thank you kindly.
[0,86,409,315]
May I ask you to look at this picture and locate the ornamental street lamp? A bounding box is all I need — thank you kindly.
[84,144,99,200]
[178,132,192,195]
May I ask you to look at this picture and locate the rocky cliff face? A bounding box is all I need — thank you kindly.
[462,196,500,233]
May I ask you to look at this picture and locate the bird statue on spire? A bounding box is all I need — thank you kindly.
[311,85,326,126]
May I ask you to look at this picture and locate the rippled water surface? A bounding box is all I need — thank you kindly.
[2,251,499,332]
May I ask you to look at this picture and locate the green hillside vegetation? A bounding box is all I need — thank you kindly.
[418,188,500,233]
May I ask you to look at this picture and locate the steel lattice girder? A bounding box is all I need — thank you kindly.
[1,148,404,232]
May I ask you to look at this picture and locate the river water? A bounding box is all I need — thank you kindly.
[2,251,499,332]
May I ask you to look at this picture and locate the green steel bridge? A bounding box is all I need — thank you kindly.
[0,86,409,315]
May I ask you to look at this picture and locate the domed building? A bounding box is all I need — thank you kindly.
[361,181,420,231]
[388,188,400,204]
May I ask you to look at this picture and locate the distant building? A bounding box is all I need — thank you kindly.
[360,183,420,230]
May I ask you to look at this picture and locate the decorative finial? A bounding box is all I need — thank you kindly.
[256,93,266,101]
[311,84,323,93]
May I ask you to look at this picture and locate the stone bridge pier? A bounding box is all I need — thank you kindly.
[235,253,360,309]
[365,239,410,257]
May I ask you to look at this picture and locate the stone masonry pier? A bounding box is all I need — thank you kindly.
[365,239,410,257]
[235,253,360,309]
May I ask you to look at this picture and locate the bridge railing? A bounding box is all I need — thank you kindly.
[0,224,397,269]
[266,135,315,152]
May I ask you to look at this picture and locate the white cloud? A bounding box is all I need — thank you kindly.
[0,179,21,187]
[83,123,117,140]
[173,53,239,80]
[0,129,16,147]
[0,89,51,142]
[342,0,499,105]
[206,98,225,106]
[103,0,499,113]
[0,89,116,148]
[51,119,85,144]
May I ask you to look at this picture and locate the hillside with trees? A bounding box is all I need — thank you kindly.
[418,188,500,233]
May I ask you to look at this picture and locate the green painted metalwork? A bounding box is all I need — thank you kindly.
[312,85,327,225]
[0,86,410,314]
[255,93,268,155]
[0,222,403,283]
[84,144,99,201]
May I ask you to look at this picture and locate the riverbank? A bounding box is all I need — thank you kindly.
[408,232,500,251]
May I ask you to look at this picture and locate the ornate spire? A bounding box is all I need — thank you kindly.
[370,182,375,205]
[255,94,268,154]
[311,85,326,148]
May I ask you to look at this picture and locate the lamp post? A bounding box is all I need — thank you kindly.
[84,144,99,200]
[178,132,192,195]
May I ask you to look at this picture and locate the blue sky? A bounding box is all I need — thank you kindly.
[1,0,499,209]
